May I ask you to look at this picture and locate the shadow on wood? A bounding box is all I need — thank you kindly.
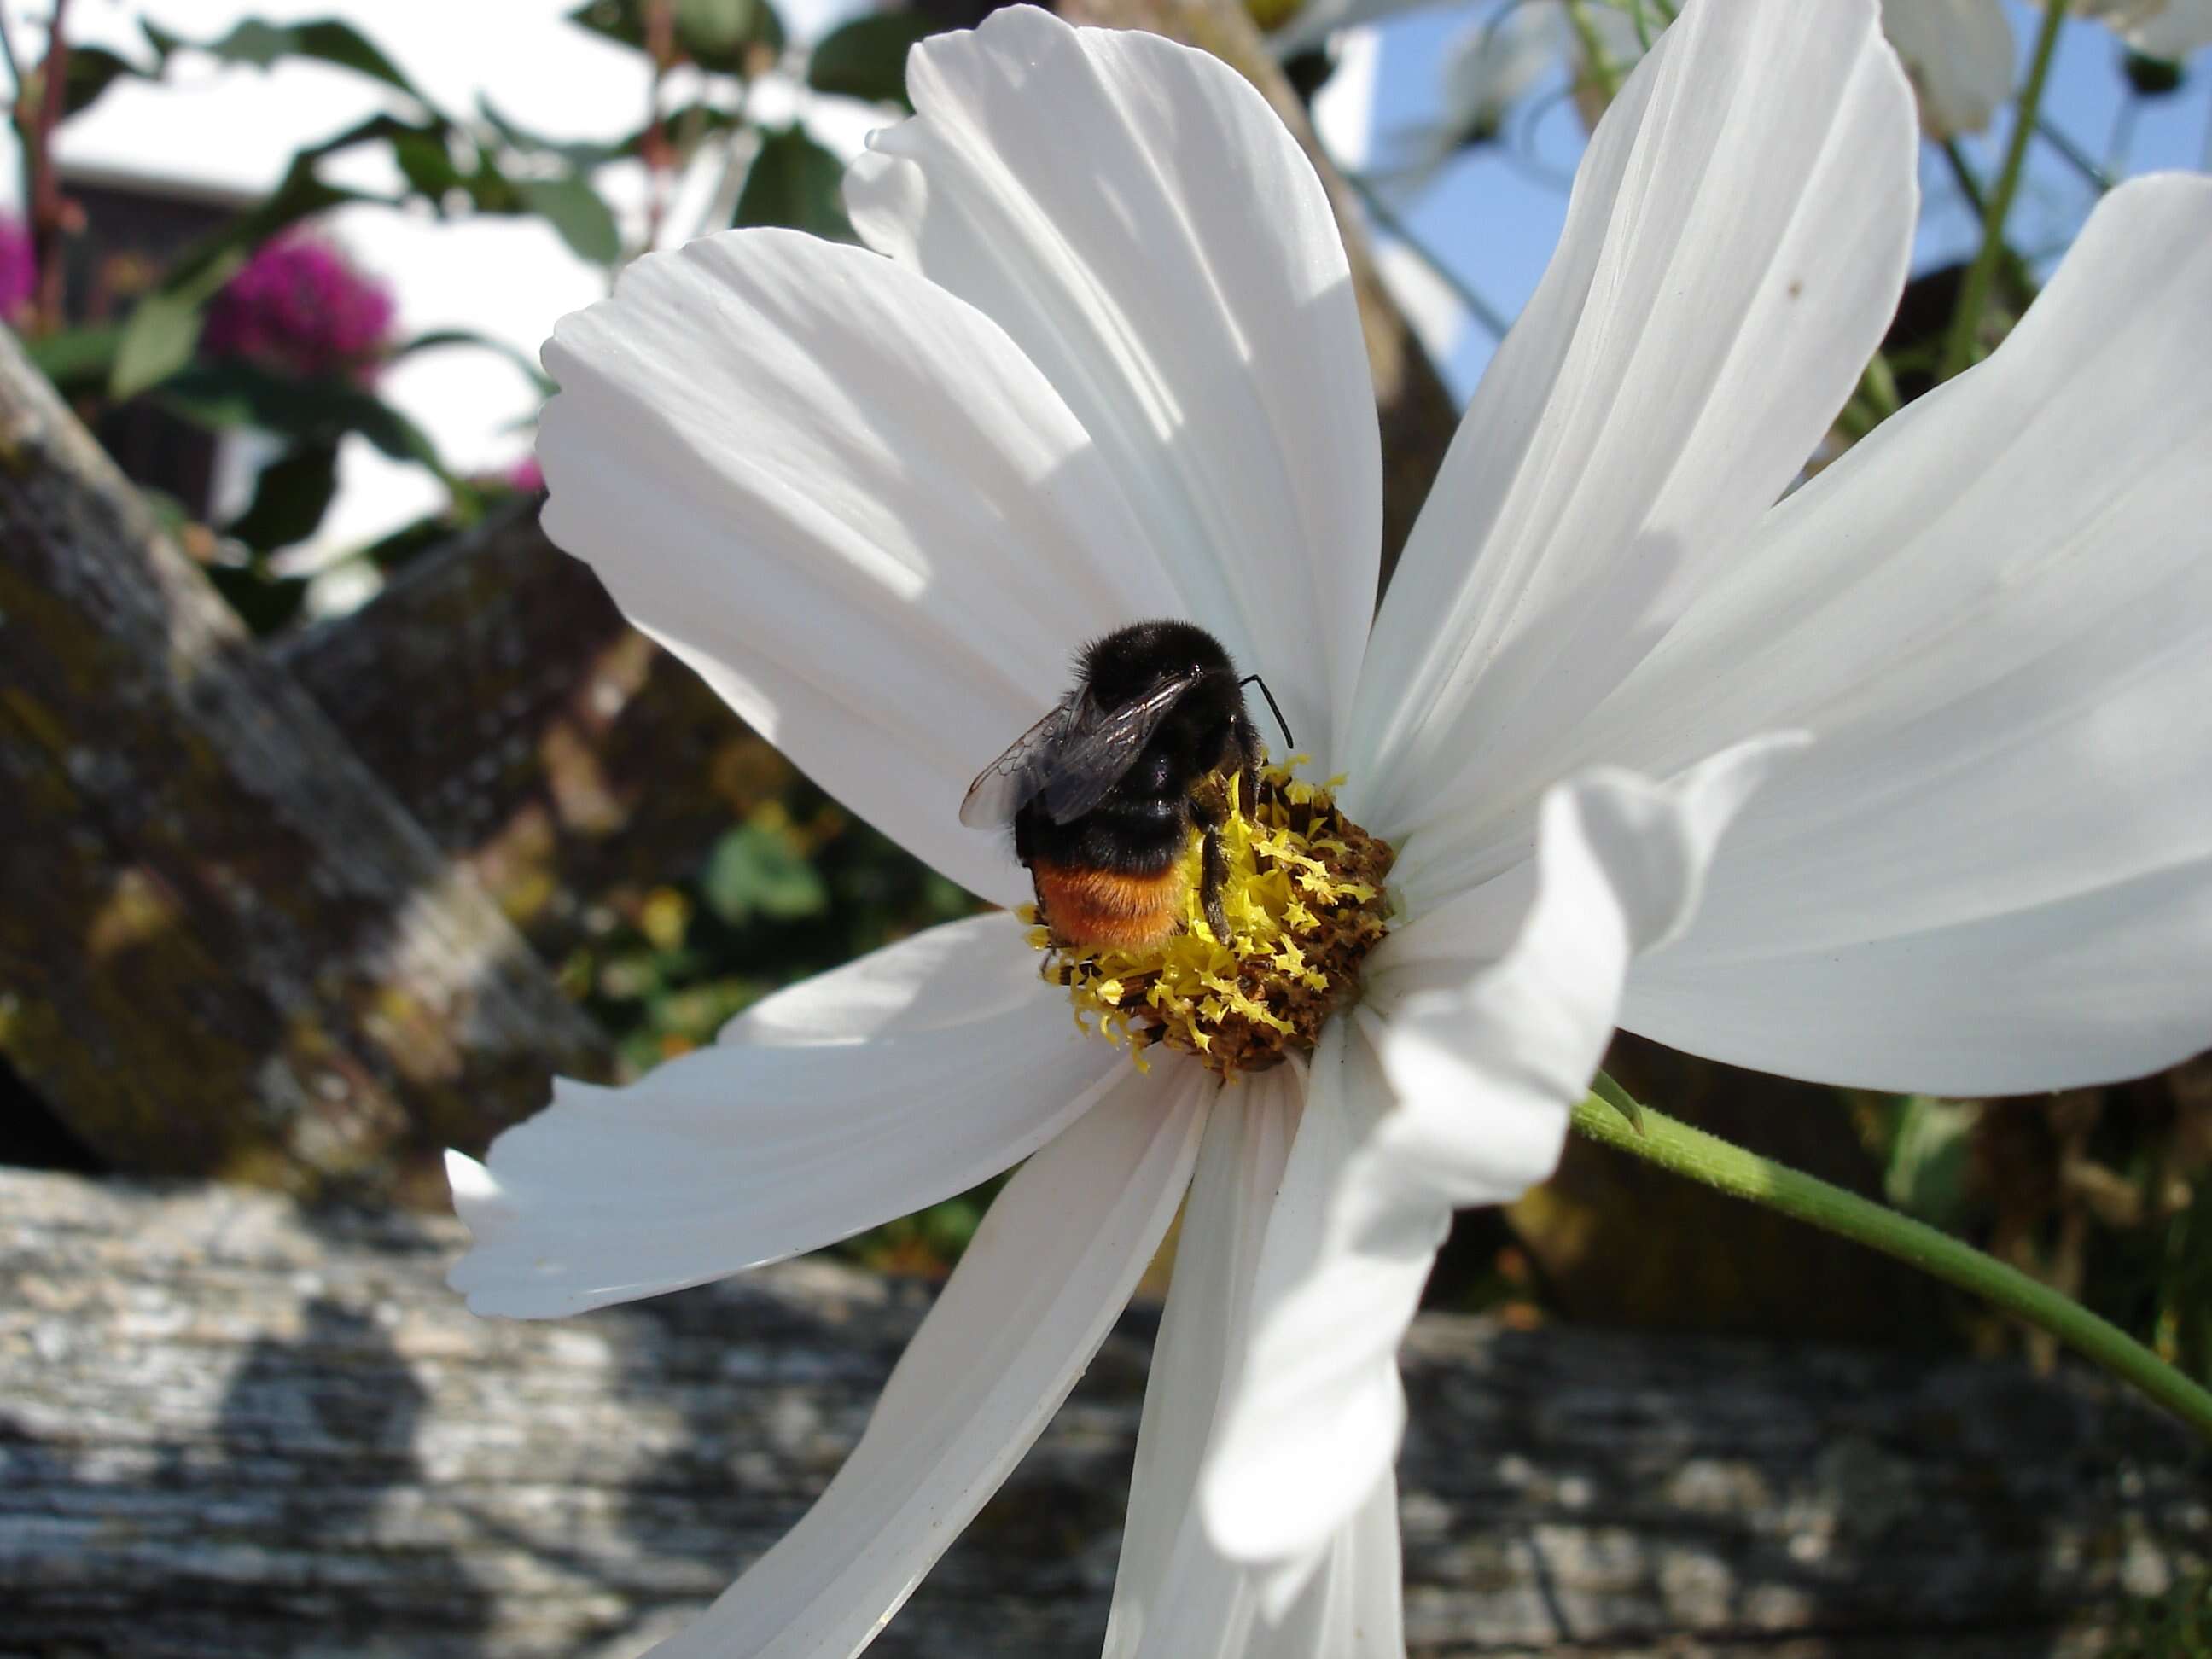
[3,1168,2202,1656]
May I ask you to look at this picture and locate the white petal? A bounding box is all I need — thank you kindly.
[846,6,1381,769]
[1248,1471,1405,1656]
[537,225,1179,909]
[1346,0,1915,862]
[2083,0,2212,58]
[1204,748,1784,1570]
[1605,175,2212,1094]
[1879,0,2013,137]
[446,915,1123,1318]
[649,1065,1211,1659]
[1106,1068,1303,1659]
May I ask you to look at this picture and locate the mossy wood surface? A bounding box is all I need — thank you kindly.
[276,509,790,967]
[3,1167,2203,1656]
[0,332,608,1202]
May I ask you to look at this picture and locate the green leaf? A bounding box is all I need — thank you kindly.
[158,151,371,295]
[806,11,935,108]
[567,0,785,73]
[702,822,830,924]
[515,173,622,265]
[478,95,622,171]
[61,45,147,119]
[158,360,452,480]
[389,128,465,198]
[1588,1068,1646,1137]
[733,125,853,241]
[26,323,125,389]
[111,286,214,399]
[206,561,311,635]
[391,328,556,393]
[1882,1096,1978,1231]
[164,16,424,102]
[226,443,342,550]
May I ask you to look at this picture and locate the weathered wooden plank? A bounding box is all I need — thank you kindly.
[274,509,791,966]
[2,1167,2202,1656]
[0,329,610,1202]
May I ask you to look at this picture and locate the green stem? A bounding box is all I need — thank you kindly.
[2034,116,2115,195]
[1342,170,1512,343]
[1564,0,1625,102]
[1570,1083,2212,1442]
[1939,137,1988,219]
[1939,0,2066,381]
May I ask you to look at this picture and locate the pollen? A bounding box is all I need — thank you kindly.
[1027,761,1395,1080]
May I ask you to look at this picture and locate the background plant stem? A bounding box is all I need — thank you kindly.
[1572,1081,2212,1441]
[1940,0,2066,381]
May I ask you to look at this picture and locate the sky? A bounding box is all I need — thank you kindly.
[1365,0,2212,395]
[2,0,2209,563]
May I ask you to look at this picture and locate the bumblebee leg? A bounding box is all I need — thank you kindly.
[1200,823,1231,944]
[1231,713,1263,818]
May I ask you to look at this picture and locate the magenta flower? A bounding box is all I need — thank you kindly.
[201,231,396,381]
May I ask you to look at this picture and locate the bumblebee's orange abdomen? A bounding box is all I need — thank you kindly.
[1032,860,1188,950]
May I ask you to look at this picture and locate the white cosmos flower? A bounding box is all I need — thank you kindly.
[445,0,2212,1650]
[1399,0,2210,149]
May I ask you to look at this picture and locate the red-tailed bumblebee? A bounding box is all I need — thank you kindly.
[960,620,1288,951]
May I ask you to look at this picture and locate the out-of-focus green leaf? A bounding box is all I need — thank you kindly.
[479,95,623,170]
[27,323,125,388]
[702,822,830,923]
[61,45,147,119]
[806,11,934,108]
[1883,1095,1978,1231]
[206,560,311,633]
[734,124,853,241]
[568,0,785,73]
[226,444,342,550]
[515,173,623,265]
[158,360,451,480]
[111,263,234,400]
[148,15,424,102]
[392,328,556,393]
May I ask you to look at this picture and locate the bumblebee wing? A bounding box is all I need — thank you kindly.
[1039,669,1204,825]
[959,698,1076,829]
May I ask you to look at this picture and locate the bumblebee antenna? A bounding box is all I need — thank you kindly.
[1237,673,1295,751]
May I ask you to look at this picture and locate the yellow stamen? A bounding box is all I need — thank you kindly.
[1032,761,1395,1080]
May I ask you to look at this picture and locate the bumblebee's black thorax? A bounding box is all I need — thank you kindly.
[1014,622,1255,878]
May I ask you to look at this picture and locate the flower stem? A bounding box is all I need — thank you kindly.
[1564,0,1625,102]
[1342,170,1512,343]
[1939,0,2066,381]
[1570,1079,2212,1442]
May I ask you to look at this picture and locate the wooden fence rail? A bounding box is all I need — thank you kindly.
[3,1167,2205,1658]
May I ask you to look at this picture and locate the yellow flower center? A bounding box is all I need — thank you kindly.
[1022,761,1395,1080]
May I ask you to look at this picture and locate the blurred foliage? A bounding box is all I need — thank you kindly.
[9,0,925,630]
[2111,1568,2212,1658]
[556,783,990,1272]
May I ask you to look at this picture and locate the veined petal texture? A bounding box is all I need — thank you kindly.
[1204,742,1788,1571]
[1350,0,1915,874]
[648,1066,1209,1659]
[847,6,1381,770]
[1614,175,2212,1093]
[537,224,1177,908]
[447,915,1123,1318]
